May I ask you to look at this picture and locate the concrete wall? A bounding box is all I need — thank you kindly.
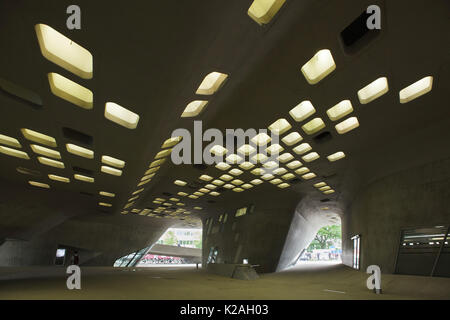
[202,193,298,273]
[342,157,450,273]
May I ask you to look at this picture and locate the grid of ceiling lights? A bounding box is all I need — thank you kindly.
[159,48,434,205]
[0,24,146,209]
[2,12,433,218]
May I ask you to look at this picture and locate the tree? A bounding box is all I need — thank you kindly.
[163,230,178,246]
[308,225,341,250]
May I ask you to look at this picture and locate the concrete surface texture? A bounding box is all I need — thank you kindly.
[0,264,449,300]
[342,157,450,273]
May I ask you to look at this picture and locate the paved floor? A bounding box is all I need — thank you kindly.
[0,263,449,299]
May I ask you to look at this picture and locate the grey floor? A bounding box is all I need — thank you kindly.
[0,262,449,300]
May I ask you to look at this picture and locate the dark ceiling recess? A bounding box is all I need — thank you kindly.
[193,164,208,171]
[313,131,333,144]
[320,198,331,202]
[207,200,216,204]
[79,191,94,197]
[73,166,94,176]
[0,77,42,109]
[16,167,41,176]
[340,9,381,54]
[62,127,94,147]
[290,178,302,184]
[162,192,172,196]
[322,173,337,179]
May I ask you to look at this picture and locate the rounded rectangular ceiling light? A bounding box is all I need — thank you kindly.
[324,189,335,194]
[99,202,112,207]
[38,156,64,169]
[174,180,187,186]
[105,102,140,129]
[277,152,294,163]
[145,167,159,175]
[74,174,94,183]
[215,162,231,171]
[223,184,235,189]
[155,149,172,159]
[101,165,122,176]
[48,174,70,183]
[21,128,56,147]
[237,144,256,156]
[293,143,312,155]
[247,0,286,25]
[66,143,94,159]
[29,181,50,189]
[0,134,21,148]
[220,174,233,181]
[199,175,213,182]
[286,160,302,169]
[161,136,183,149]
[301,49,336,85]
[266,144,284,155]
[250,179,263,185]
[212,179,224,186]
[399,76,433,103]
[210,145,228,157]
[314,182,326,188]
[251,132,272,146]
[31,144,61,159]
[302,152,320,162]
[229,168,244,176]
[281,132,302,146]
[357,77,389,104]
[295,167,309,175]
[0,146,30,160]
[251,153,268,164]
[268,118,292,135]
[196,72,228,95]
[239,161,255,170]
[150,159,165,168]
[102,155,125,169]
[289,101,315,122]
[302,172,316,180]
[302,118,325,135]
[335,117,359,134]
[326,100,353,121]
[327,151,345,162]
[35,24,93,79]
[99,191,115,197]
[278,183,290,189]
[226,154,243,164]
[48,73,93,110]
[181,100,208,118]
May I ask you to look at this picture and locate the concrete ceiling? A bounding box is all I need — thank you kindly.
[0,0,449,246]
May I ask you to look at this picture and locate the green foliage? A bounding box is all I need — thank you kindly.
[193,240,202,249]
[307,225,341,250]
[163,230,178,246]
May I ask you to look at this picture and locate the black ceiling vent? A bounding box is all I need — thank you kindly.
[193,163,208,171]
[320,198,331,202]
[340,9,381,54]
[62,127,93,147]
[162,192,172,197]
[73,166,94,176]
[0,78,42,109]
[313,131,332,144]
